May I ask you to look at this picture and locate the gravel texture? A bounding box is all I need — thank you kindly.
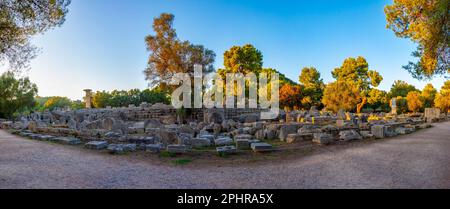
[1,122,450,189]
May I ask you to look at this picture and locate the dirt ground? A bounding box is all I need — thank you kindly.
[1,121,449,189]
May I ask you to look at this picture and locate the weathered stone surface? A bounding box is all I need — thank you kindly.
[313,133,334,145]
[251,143,273,152]
[236,139,250,150]
[371,125,385,139]
[107,144,137,154]
[213,123,222,135]
[216,146,237,155]
[395,127,413,135]
[54,136,81,145]
[424,108,441,123]
[419,123,432,129]
[214,137,233,146]
[145,144,164,153]
[189,137,212,148]
[360,131,374,139]
[160,115,176,125]
[158,129,179,145]
[240,114,259,123]
[167,144,190,153]
[85,141,108,150]
[279,124,300,141]
[286,133,313,143]
[339,130,362,141]
[205,112,224,124]
[234,134,252,141]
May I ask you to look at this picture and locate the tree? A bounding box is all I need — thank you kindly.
[0,71,37,118]
[279,84,303,110]
[223,44,263,74]
[44,96,71,110]
[406,91,424,112]
[144,13,215,92]
[0,0,71,71]
[322,81,361,113]
[331,56,383,113]
[92,88,170,108]
[367,88,390,112]
[92,91,112,108]
[385,0,449,79]
[389,80,418,97]
[421,83,437,108]
[140,88,170,105]
[395,96,409,114]
[299,67,324,109]
[435,80,450,113]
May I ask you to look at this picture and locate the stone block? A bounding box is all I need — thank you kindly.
[251,143,273,152]
[55,137,81,145]
[371,125,385,139]
[312,133,334,145]
[107,144,137,154]
[167,144,190,154]
[145,144,164,153]
[214,137,233,146]
[279,124,300,141]
[286,133,313,143]
[339,130,362,141]
[236,139,250,150]
[216,146,237,155]
[85,141,108,150]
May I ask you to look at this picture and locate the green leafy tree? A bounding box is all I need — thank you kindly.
[144,13,215,93]
[0,0,71,71]
[0,71,37,118]
[299,67,324,109]
[389,80,418,97]
[331,56,383,113]
[92,91,113,108]
[421,83,437,108]
[367,88,390,112]
[406,91,424,112]
[222,44,263,74]
[395,96,409,114]
[385,0,449,79]
[43,96,71,110]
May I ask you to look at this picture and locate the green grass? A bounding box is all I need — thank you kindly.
[159,151,176,158]
[172,158,192,165]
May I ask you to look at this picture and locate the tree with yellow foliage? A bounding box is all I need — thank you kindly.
[329,56,383,113]
[406,91,424,113]
[421,83,437,108]
[435,80,450,113]
[322,81,361,113]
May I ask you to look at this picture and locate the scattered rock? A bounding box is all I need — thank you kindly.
[214,137,233,146]
[167,144,190,154]
[251,143,273,152]
[371,125,385,139]
[313,133,334,145]
[85,141,108,150]
[236,139,250,150]
[339,130,362,141]
[216,146,237,155]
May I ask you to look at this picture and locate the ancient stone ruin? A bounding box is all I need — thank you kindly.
[1,102,449,157]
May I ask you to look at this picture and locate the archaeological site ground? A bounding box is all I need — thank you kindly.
[1,1,450,203]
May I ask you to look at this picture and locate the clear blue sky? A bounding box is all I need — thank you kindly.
[15,0,448,99]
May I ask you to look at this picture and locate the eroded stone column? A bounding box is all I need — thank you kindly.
[83,89,93,109]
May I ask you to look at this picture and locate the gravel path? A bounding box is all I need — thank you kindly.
[1,122,450,189]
